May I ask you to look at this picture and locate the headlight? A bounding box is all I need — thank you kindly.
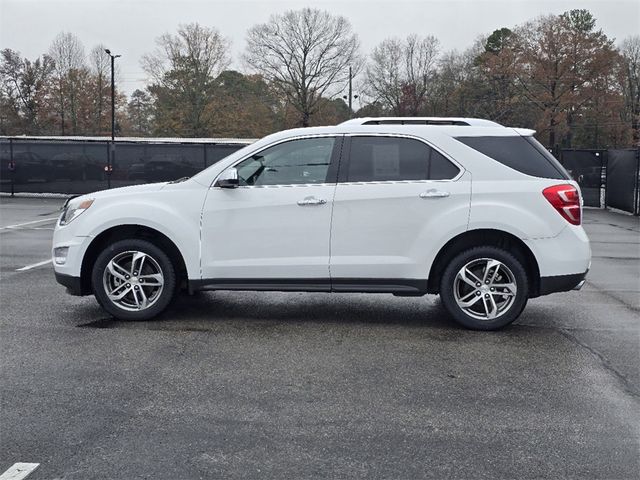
[59,198,94,226]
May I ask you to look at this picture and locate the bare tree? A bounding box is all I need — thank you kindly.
[90,44,110,134]
[141,23,230,136]
[431,48,476,116]
[621,35,640,144]
[48,32,86,134]
[244,8,360,127]
[365,35,440,115]
[142,23,229,85]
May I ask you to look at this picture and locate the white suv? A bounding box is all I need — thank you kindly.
[52,118,591,330]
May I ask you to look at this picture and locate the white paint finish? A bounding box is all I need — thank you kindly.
[201,184,335,279]
[468,179,573,239]
[0,217,58,230]
[50,120,592,315]
[330,172,472,279]
[52,180,207,279]
[48,234,88,278]
[525,225,592,277]
[16,259,52,271]
[0,463,40,480]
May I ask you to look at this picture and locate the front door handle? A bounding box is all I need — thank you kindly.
[419,189,450,199]
[297,196,327,206]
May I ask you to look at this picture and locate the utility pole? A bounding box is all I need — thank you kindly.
[348,66,352,114]
[105,49,121,189]
[343,66,358,119]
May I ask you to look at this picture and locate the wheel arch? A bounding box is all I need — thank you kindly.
[79,224,188,295]
[427,229,541,297]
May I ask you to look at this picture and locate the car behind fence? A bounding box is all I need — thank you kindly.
[1,136,639,215]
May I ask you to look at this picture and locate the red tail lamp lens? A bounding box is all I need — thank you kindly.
[542,184,581,225]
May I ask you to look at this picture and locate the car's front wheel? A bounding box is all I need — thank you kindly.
[92,239,176,321]
[439,246,529,330]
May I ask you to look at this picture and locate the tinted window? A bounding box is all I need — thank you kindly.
[235,137,335,186]
[455,135,569,179]
[430,150,461,180]
[347,137,459,182]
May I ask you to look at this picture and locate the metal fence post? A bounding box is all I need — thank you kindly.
[108,141,114,189]
[602,150,608,210]
[203,143,207,169]
[635,148,640,216]
[9,138,15,197]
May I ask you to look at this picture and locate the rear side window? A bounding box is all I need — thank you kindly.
[454,135,569,180]
[347,136,460,182]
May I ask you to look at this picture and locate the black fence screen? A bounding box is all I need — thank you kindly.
[0,139,110,194]
[606,149,640,215]
[2,138,638,216]
[559,150,606,208]
[0,138,251,195]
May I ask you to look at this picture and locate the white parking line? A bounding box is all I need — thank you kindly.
[15,259,52,272]
[0,217,58,230]
[0,463,40,480]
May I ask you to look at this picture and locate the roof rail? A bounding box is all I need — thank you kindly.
[340,117,502,127]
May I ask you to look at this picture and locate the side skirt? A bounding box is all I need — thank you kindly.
[188,278,428,296]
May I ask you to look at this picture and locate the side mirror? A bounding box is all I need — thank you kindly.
[216,168,239,188]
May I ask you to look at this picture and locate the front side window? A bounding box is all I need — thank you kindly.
[347,136,460,182]
[235,137,335,186]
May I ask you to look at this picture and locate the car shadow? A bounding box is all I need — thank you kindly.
[76,290,466,331]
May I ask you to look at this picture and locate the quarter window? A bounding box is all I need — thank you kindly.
[235,137,335,186]
[454,135,569,180]
[347,136,459,182]
[430,149,461,180]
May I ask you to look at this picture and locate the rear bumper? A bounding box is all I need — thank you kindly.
[524,225,591,278]
[54,271,85,296]
[538,271,588,296]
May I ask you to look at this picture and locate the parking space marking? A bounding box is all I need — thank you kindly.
[0,463,40,480]
[0,217,58,230]
[16,259,52,272]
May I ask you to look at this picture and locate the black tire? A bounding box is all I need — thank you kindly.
[91,239,176,321]
[439,246,529,330]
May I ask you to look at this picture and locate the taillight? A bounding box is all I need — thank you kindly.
[542,184,581,225]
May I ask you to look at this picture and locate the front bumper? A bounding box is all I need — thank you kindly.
[54,271,84,296]
[52,214,95,295]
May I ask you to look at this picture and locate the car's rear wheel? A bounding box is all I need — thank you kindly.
[439,246,529,330]
[92,239,176,320]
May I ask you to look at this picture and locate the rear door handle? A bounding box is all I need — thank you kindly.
[297,196,327,206]
[419,189,450,199]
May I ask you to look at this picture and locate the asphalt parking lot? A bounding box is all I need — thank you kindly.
[0,196,638,479]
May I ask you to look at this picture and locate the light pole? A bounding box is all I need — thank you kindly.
[342,66,358,119]
[105,49,121,188]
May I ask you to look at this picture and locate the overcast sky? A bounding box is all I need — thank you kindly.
[1,0,638,97]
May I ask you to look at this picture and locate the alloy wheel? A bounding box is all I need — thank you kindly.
[102,250,164,311]
[453,258,517,320]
